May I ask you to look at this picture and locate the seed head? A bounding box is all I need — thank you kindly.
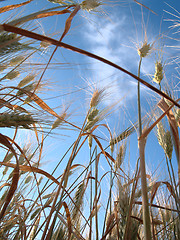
[90,89,104,108]
[157,122,165,149]
[85,107,99,130]
[164,130,173,160]
[80,0,101,12]
[84,116,100,131]
[51,112,67,129]
[115,144,126,171]
[175,109,180,127]
[9,56,24,66]
[0,65,7,72]
[0,32,17,43]
[3,166,9,176]
[110,126,135,146]
[153,61,163,84]
[157,122,173,159]
[18,74,36,88]
[5,70,20,80]
[40,40,51,49]
[87,107,99,122]
[48,0,64,4]
[110,142,114,154]
[25,176,33,184]
[17,83,35,96]
[0,113,35,128]
[138,41,152,58]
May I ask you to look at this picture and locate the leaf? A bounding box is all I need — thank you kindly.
[162,181,176,199]
[60,5,81,41]
[30,9,70,20]
[16,88,79,129]
[3,152,14,163]
[135,201,179,212]
[0,183,11,190]
[152,218,163,225]
[89,204,101,219]
[43,193,56,199]
[0,134,19,220]
[25,175,33,184]
[158,98,180,162]
[104,213,115,236]
[0,0,33,14]
[0,161,60,185]
[10,9,71,26]
[30,208,41,220]
[62,202,72,239]
[110,125,136,146]
[150,181,161,204]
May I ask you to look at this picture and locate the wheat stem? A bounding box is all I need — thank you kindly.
[137,57,152,240]
[138,57,142,136]
[95,147,99,240]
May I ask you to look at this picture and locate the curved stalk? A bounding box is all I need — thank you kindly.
[2,23,180,109]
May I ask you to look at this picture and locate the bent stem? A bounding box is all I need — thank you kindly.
[137,57,152,240]
[1,24,180,108]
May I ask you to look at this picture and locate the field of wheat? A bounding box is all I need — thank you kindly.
[0,1,179,239]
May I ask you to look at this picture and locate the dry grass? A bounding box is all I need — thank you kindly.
[0,1,179,240]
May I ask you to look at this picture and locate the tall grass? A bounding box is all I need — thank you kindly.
[0,1,179,239]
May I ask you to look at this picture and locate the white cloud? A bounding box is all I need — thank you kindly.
[82,13,145,106]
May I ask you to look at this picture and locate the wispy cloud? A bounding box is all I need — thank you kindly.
[82,12,143,105]
[81,8,161,106]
